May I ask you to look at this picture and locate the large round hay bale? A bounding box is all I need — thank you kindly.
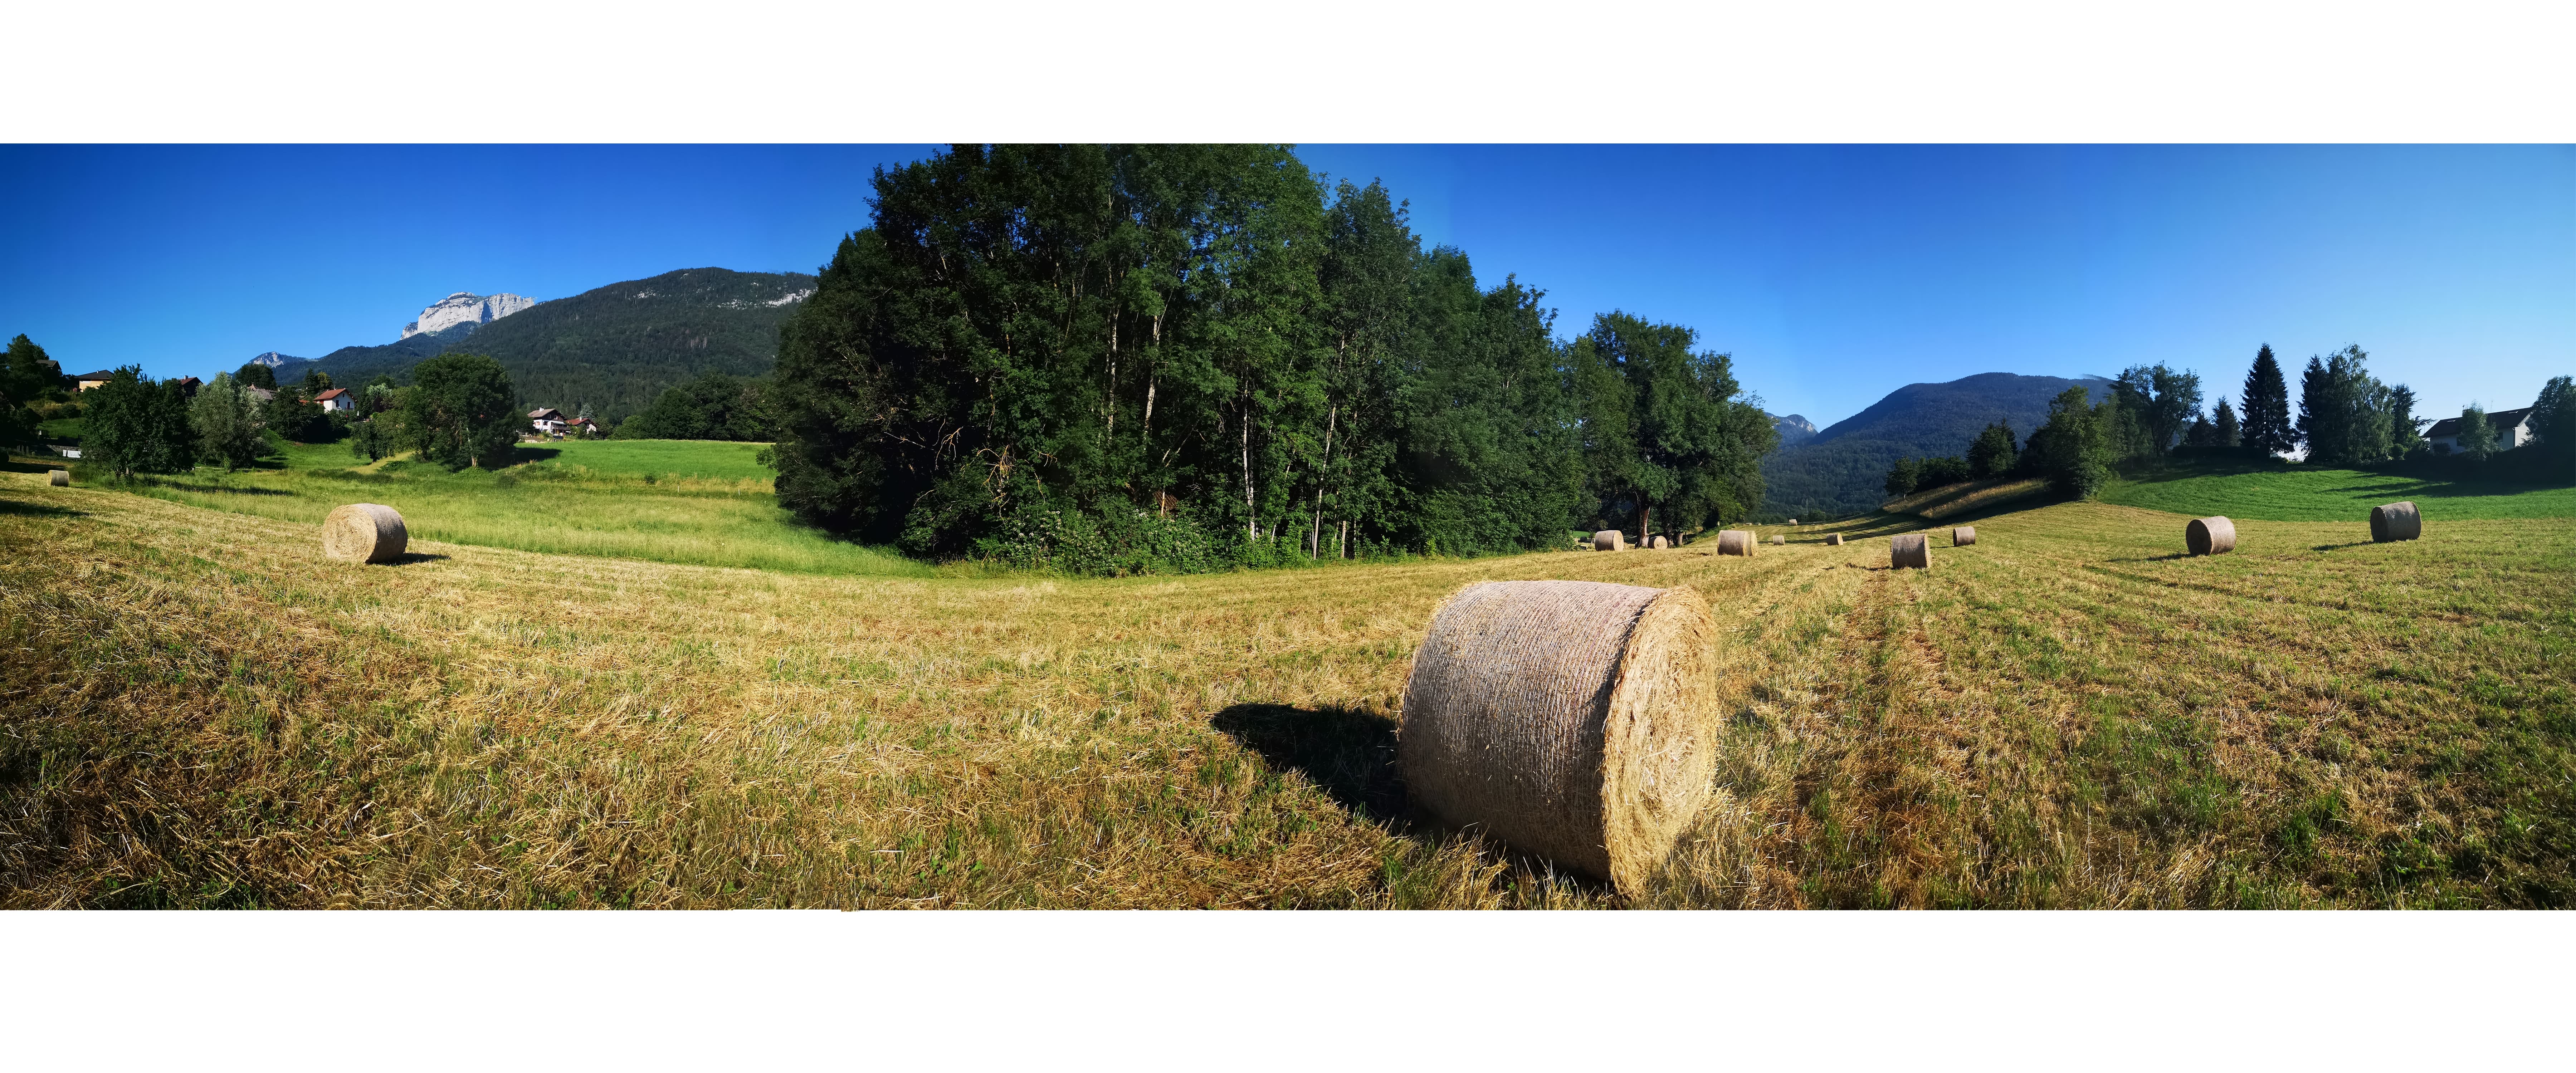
[2186,516,2235,556]
[1591,529,1625,552]
[1399,580,1717,893]
[49,469,70,487]
[1825,533,1844,546]
[1648,534,1668,549]
[1952,526,1976,547]
[2370,501,2421,543]
[1770,534,1785,545]
[1891,533,1930,569]
[322,503,409,564]
[1715,530,1756,557]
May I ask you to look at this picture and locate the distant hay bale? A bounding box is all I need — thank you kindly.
[2370,501,2421,543]
[1952,526,1976,547]
[1715,530,1756,557]
[1891,533,1930,569]
[1787,518,1797,525]
[1770,534,1785,545]
[1825,533,1844,546]
[49,469,69,487]
[322,503,409,564]
[1649,534,1668,549]
[1399,580,1718,893]
[1591,529,1625,552]
[2186,516,2235,556]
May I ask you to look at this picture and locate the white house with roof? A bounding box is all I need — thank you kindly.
[530,407,567,435]
[314,387,354,412]
[2423,405,2534,455]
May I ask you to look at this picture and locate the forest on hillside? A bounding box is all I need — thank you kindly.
[767,145,1777,572]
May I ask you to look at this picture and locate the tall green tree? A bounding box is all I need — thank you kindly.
[80,367,196,479]
[233,361,278,390]
[403,352,519,469]
[2297,345,2393,466]
[2385,383,2425,458]
[2453,404,2496,460]
[1,334,67,447]
[1573,312,1774,538]
[2021,385,2113,498]
[2529,375,2576,477]
[2240,344,2295,457]
[189,372,268,469]
[1966,420,2019,477]
[1882,456,1921,497]
[2109,363,2202,457]
[2211,397,2241,448]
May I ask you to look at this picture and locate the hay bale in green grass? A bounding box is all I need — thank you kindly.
[1715,530,1756,557]
[2186,516,2235,556]
[1770,534,1785,545]
[323,503,409,564]
[1891,533,1930,569]
[1825,533,1844,546]
[1952,526,1976,547]
[1399,580,1718,894]
[1592,530,1625,552]
[2370,501,2421,543]
[49,469,70,487]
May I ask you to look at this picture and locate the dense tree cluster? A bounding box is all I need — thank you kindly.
[399,353,521,469]
[613,372,773,441]
[766,145,1775,570]
[1,333,69,448]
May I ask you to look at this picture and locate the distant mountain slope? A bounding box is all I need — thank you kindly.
[304,268,816,421]
[1762,372,2111,519]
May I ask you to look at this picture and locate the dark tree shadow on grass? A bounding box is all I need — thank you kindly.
[2311,541,2375,552]
[379,553,450,566]
[1211,703,1406,824]
[0,499,87,518]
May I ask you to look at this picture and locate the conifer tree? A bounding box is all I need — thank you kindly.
[2239,344,2294,457]
[2212,397,2241,448]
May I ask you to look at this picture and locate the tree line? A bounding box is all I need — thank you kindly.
[764,144,1776,574]
[1885,343,2575,500]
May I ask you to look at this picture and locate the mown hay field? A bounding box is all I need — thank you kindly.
[4,458,2571,908]
[90,440,928,578]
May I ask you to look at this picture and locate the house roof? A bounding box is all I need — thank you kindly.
[314,387,348,401]
[2423,406,2531,439]
[529,407,564,419]
[73,369,114,381]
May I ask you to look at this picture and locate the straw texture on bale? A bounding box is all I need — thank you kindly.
[1891,533,1930,569]
[1398,580,1718,893]
[1649,535,1668,549]
[1952,526,1976,547]
[322,503,409,564]
[1825,533,1844,546]
[2370,501,2421,543]
[1591,529,1625,552]
[2186,516,2235,556]
[1770,534,1785,545]
[49,469,69,487]
[1714,530,1756,557]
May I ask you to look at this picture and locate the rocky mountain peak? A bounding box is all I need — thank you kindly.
[401,291,535,339]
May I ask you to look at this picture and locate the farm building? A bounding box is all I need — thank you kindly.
[73,369,114,391]
[530,407,568,435]
[2423,406,2534,454]
[315,387,355,412]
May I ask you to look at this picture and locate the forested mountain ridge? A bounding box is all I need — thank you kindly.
[1762,372,2111,518]
[293,268,816,421]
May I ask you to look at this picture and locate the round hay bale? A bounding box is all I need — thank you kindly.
[1825,533,1844,546]
[2186,516,2235,556]
[49,469,70,487]
[1398,580,1717,893]
[1770,534,1785,545]
[1952,526,1976,547]
[322,503,409,564]
[1787,518,1797,526]
[1649,534,1668,549]
[1591,529,1625,552]
[1891,533,1931,569]
[2370,501,2421,543]
[1715,530,1756,557]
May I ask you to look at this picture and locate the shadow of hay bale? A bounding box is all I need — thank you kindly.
[1210,703,1405,822]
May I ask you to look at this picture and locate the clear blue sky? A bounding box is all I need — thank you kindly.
[3,144,2567,427]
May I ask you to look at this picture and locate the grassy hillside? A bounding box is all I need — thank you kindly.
[301,268,816,422]
[2102,458,2576,521]
[6,461,2568,908]
[50,440,923,577]
[1762,372,2110,520]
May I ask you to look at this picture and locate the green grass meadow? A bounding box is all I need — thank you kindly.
[74,438,931,577]
[2101,459,2576,522]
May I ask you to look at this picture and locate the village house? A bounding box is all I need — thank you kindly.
[2423,405,2535,455]
[314,387,354,412]
[529,407,568,436]
[73,369,114,391]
